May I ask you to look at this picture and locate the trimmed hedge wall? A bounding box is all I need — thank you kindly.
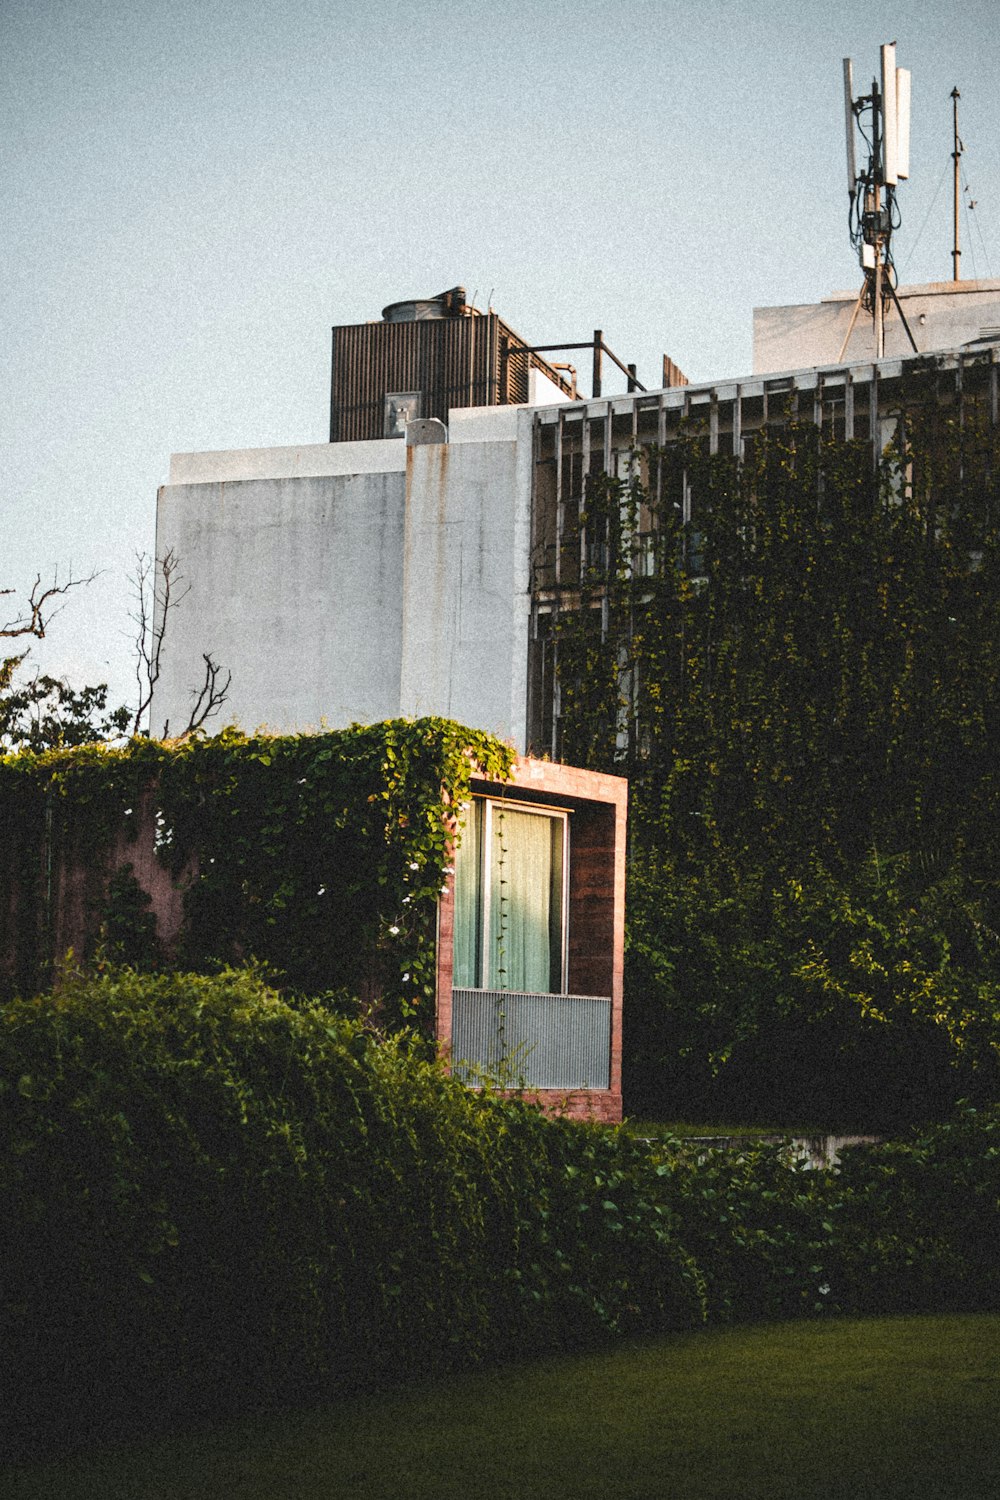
[0,969,701,1455]
[3,967,998,1457]
[0,719,514,1024]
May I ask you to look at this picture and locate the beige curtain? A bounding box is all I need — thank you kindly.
[488,806,560,993]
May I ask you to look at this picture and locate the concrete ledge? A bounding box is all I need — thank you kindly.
[447,406,523,442]
[168,440,406,485]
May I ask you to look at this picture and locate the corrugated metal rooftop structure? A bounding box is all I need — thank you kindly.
[328,285,690,443]
[329,285,577,442]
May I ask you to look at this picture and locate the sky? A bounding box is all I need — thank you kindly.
[4,0,999,712]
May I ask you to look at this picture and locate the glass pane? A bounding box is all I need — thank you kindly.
[452,801,482,988]
[488,806,563,993]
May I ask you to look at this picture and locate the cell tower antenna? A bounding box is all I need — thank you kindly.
[951,87,962,281]
[839,42,918,360]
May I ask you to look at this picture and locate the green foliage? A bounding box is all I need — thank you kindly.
[0,719,514,1025]
[651,1140,837,1322]
[95,864,162,970]
[153,721,511,1023]
[551,401,1000,1117]
[0,969,703,1454]
[828,1105,1000,1315]
[3,968,998,1456]
[492,1112,706,1350]
[624,852,979,1128]
[0,653,130,750]
[648,1103,1000,1324]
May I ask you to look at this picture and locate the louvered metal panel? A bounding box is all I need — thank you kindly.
[330,314,573,442]
[451,988,611,1090]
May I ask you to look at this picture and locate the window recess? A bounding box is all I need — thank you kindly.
[453,797,569,995]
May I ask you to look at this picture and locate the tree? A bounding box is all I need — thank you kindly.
[1,553,231,751]
[1,568,98,643]
[128,549,231,739]
[1,568,126,750]
[0,655,130,751]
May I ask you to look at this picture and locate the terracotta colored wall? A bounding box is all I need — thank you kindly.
[6,757,626,1127]
[436,756,627,1123]
[1,793,195,997]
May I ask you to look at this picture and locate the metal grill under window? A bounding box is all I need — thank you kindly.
[451,989,611,1090]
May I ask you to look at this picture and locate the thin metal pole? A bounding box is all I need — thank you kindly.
[885,278,920,352]
[838,284,867,362]
[952,87,962,282]
[554,413,564,591]
[592,331,603,399]
[872,77,884,359]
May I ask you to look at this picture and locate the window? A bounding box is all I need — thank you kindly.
[453,798,568,994]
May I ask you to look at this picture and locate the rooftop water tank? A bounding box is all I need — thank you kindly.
[382,286,468,322]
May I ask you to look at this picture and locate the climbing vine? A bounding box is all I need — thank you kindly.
[0,720,514,1029]
[551,394,1000,1119]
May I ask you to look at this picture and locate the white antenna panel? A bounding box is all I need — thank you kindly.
[896,68,911,179]
[843,57,857,192]
[881,43,898,184]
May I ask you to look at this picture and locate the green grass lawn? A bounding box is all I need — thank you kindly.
[6,1315,999,1499]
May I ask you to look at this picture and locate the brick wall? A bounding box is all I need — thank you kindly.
[436,756,626,1123]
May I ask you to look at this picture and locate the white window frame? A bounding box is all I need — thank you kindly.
[461,796,570,995]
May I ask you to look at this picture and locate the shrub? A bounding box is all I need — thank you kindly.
[495,1112,706,1352]
[647,1106,1000,1324]
[5,963,996,1461]
[0,968,703,1456]
[650,1140,838,1322]
[828,1105,1000,1315]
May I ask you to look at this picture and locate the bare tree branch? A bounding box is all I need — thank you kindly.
[178,654,232,739]
[129,549,187,735]
[130,550,230,739]
[1,569,99,640]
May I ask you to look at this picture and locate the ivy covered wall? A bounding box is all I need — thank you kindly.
[0,720,513,1027]
[549,397,1000,1124]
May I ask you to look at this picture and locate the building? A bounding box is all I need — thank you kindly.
[329,284,576,440]
[153,290,662,748]
[753,277,1000,374]
[439,755,626,1122]
[155,403,538,746]
[0,742,627,1122]
[153,322,1000,757]
[151,289,1000,1119]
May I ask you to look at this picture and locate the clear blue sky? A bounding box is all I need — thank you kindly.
[4,0,998,711]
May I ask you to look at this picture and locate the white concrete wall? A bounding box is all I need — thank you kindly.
[152,413,535,748]
[754,278,1000,374]
[399,409,533,746]
[153,466,406,737]
[528,367,574,406]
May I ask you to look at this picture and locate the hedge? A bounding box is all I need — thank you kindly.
[0,968,702,1456]
[0,719,515,1023]
[3,967,998,1459]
